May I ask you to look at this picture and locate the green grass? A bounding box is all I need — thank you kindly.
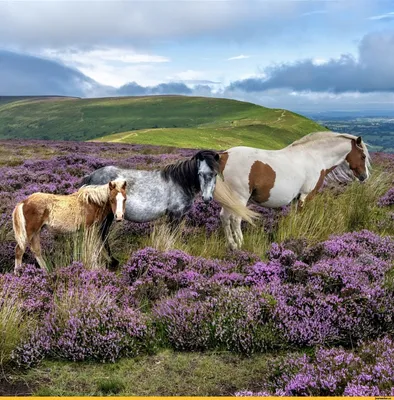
[0,291,34,369]
[276,169,393,244]
[18,349,292,396]
[0,95,325,149]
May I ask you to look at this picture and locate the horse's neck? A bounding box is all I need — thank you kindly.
[300,140,351,170]
[85,199,112,223]
[164,159,200,196]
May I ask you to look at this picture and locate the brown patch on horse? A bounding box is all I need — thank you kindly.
[248,161,276,203]
[84,203,104,227]
[303,166,337,204]
[219,152,229,173]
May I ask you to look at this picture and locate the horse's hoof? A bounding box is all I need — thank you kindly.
[108,258,120,271]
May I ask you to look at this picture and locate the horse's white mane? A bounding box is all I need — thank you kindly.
[77,180,125,206]
[290,131,371,183]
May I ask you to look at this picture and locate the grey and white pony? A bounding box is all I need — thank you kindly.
[82,150,257,268]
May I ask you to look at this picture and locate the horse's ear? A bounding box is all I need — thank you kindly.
[109,181,115,190]
[356,136,362,145]
[214,153,220,162]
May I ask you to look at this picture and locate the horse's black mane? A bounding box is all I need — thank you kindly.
[160,150,219,194]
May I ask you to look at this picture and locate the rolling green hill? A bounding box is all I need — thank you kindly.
[0,95,326,149]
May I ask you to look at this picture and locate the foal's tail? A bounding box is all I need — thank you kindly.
[214,178,259,225]
[12,203,28,249]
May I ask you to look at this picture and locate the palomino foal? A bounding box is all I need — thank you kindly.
[219,132,371,249]
[12,180,127,272]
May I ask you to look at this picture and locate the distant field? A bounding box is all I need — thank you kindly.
[0,95,325,149]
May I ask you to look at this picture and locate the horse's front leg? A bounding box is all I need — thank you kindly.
[100,214,119,270]
[167,212,182,231]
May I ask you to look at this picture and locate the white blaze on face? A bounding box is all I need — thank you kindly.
[115,192,125,220]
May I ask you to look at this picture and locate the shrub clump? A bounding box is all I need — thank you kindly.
[236,336,394,396]
[154,286,280,354]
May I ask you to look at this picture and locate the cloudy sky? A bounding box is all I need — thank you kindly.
[1,0,394,112]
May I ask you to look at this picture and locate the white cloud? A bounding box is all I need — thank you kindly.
[42,48,170,64]
[312,58,328,65]
[222,87,394,112]
[368,11,394,20]
[77,64,161,88]
[37,47,170,87]
[167,69,207,81]
[227,54,251,61]
[301,10,327,17]
[0,0,309,50]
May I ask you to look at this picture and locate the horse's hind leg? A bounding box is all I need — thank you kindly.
[15,243,26,273]
[296,193,308,212]
[230,215,244,248]
[220,208,238,250]
[30,233,48,271]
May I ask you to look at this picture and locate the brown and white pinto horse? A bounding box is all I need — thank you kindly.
[219,131,371,249]
[12,180,127,272]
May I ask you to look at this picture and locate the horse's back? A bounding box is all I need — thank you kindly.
[221,145,306,207]
[82,165,121,186]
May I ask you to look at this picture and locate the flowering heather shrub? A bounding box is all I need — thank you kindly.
[154,289,213,350]
[323,229,394,260]
[184,197,222,233]
[236,336,394,396]
[183,198,288,236]
[123,247,250,304]
[11,327,52,369]
[11,262,151,366]
[0,241,19,272]
[210,287,280,353]
[267,256,393,345]
[47,286,149,362]
[117,220,153,237]
[378,187,394,207]
[154,286,279,354]
[249,204,290,234]
[122,247,192,302]
[223,249,261,269]
[0,264,52,314]
[372,151,394,172]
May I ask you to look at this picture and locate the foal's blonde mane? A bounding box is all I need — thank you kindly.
[289,131,371,182]
[77,180,125,206]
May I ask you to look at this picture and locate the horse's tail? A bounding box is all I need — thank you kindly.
[214,178,259,225]
[12,203,28,249]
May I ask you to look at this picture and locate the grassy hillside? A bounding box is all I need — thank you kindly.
[0,95,325,149]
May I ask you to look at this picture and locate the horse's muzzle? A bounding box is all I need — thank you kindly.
[358,173,367,182]
[203,196,213,203]
[115,214,124,222]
